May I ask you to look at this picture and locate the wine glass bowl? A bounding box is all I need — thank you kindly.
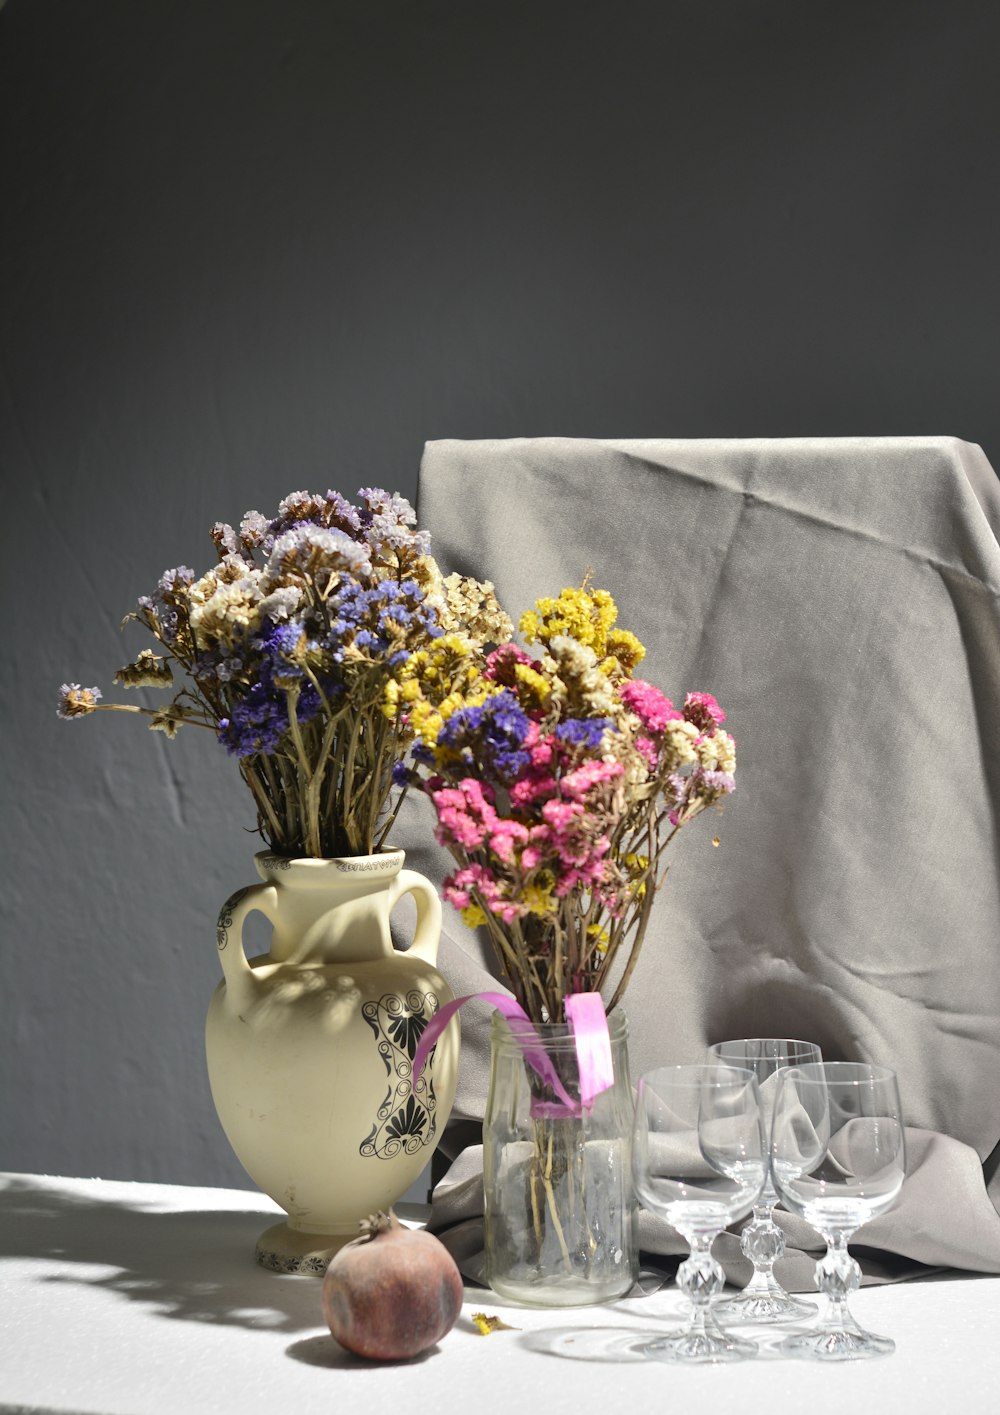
[770,1061,906,1361]
[708,1036,823,1323]
[632,1064,767,1363]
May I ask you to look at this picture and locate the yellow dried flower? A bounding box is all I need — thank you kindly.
[604,628,646,674]
[398,634,482,704]
[513,661,551,710]
[520,586,618,658]
[587,923,611,953]
[522,881,556,917]
[471,1313,518,1335]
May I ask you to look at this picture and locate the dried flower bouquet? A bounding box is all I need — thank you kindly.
[396,583,736,1023]
[59,488,511,858]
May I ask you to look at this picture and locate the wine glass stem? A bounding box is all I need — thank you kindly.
[740,1195,784,1289]
[815,1231,861,1328]
[676,1229,723,1331]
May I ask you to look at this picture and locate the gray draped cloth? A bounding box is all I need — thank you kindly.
[391,435,1000,1292]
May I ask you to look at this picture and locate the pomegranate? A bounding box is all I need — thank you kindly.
[322,1210,464,1360]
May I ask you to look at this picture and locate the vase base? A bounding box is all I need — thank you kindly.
[255,1221,355,1276]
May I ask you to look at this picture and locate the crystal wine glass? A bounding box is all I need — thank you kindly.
[632,1064,767,1363]
[709,1037,822,1322]
[770,1061,906,1360]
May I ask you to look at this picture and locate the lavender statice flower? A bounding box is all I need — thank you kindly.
[210,523,242,558]
[264,526,373,586]
[357,488,431,556]
[275,490,323,523]
[136,567,196,648]
[253,621,333,718]
[157,566,195,597]
[322,489,363,535]
[213,660,235,684]
[327,578,441,666]
[57,684,102,718]
[238,509,271,553]
[357,487,417,523]
[155,608,181,645]
[555,717,615,750]
[260,620,310,676]
[190,640,247,685]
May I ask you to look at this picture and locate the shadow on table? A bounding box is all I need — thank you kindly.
[0,1176,324,1333]
[285,1334,439,1369]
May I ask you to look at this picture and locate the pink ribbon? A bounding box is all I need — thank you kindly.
[411,989,614,1116]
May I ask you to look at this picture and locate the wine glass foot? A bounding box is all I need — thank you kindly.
[636,1327,759,1364]
[780,1324,895,1362]
[715,1288,818,1324]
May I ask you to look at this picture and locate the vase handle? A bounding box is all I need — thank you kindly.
[388,868,442,966]
[216,882,278,1001]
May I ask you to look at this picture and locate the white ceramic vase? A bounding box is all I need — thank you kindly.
[205,848,459,1273]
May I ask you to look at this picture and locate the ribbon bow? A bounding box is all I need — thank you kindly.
[411,989,614,1116]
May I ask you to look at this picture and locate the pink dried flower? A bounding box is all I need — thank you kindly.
[618,678,683,732]
[431,779,498,851]
[684,691,726,731]
[635,735,659,769]
[509,769,559,808]
[484,642,537,684]
[560,759,624,800]
[487,818,531,864]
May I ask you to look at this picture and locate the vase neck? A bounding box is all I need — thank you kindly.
[254,852,404,964]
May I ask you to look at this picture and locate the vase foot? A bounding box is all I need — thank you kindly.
[255,1221,355,1275]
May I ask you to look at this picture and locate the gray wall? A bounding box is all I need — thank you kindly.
[3,0,999,1188]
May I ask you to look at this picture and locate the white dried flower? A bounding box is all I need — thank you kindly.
[149,706,186,738]
[189,579,263,649]
[114,649,174,689]
[257,586,303,622]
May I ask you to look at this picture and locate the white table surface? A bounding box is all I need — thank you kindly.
[1,1172,996,1414]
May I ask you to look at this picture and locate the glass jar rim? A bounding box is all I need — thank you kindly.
[490,1005,628,1051]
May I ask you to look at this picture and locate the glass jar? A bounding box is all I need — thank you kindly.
[482,1007,637,1306]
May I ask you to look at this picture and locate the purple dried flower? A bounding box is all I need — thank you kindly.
[555,717,614,750]
[323,490,363,534]
[157,566,194,597]
[438,690,532,779]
